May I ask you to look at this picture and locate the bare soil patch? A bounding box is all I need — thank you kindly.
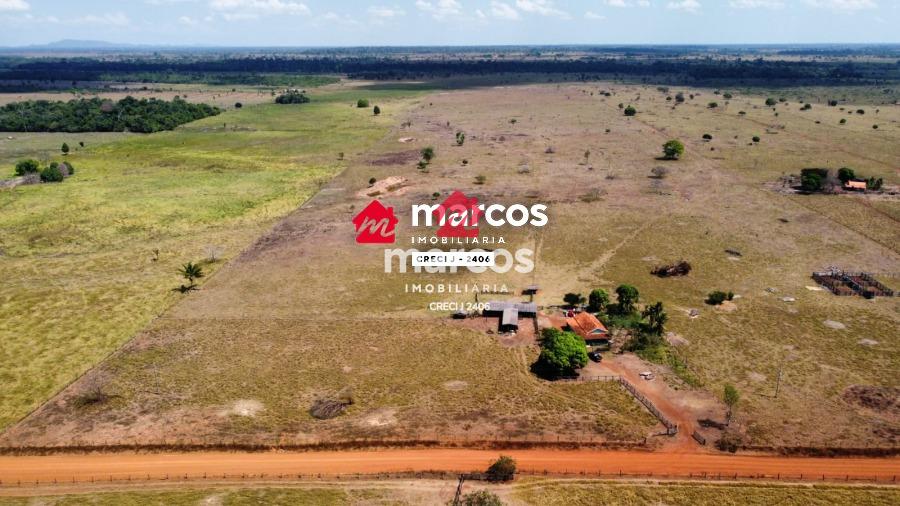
[842,386,900,416]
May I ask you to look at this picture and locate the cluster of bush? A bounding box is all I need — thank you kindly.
[13,159,74,183]
[274,90,310,104]
[800,167,883,193]
[0,96,220,133]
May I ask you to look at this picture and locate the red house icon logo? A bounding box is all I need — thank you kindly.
[436,190,480,238]
[353,200,398,244]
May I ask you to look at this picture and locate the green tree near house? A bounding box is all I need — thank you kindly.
[587,288,609,313]
[537,328,588,379]
[641,301,668,336]
[615,284,640,314]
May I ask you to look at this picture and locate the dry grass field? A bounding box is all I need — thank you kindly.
[1,79,897,449]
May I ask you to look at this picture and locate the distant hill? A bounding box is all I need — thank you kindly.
[7,39,141,50]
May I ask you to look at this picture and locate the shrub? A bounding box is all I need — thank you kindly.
[40,165,64,182]
[872,124,878,129]
[485,455,517,482]
[61,142,69,154]
[373,105,381,115]
[623,105,637,116]
[459,489,503,506]
[421,146,435,162]
[474,175,486,185]
[702,133,712,140]
[752,136,761,143]
[765,98,777,106]
[801,103,812,110]
[828,100,838,106]
[650,166,669,179]
[856,109,865,114]
[723,92,733,99]
[71,386,109,408]
[368,177,376,186]
[840,118,846,124]
[661,139,684,160]
[14,159,40,176]
[563,292,585,307]
[706,291,728,305]
[674,92,685,103]
[275,90,310,104]
[738,111,746,115]
[357,98,370,108]
[707,102,718,109]
[234,102,243,108]
[456,131,465,146]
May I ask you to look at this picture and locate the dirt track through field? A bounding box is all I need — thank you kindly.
[1,450,898,486]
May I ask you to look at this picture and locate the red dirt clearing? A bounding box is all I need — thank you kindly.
[1,449,898,484]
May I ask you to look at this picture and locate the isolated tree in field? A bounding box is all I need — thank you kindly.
[373,105,381,115]
[583,149,591,164]
[421,146,435,163]
[723,383,740,424]
[563,292,586,308]
[706,290,727,305]
[485,455,517,482]
[707,102,718,109]
[357,98,369,108]
[615,284,640,315]
[641,301,668,336]
[839,118,847,124]
[752,136,761,143]
[587,288,609,313]
[650,166,669,179]
[178,262,204,286]
[702,133,712,140]
[723,92,733,99]
[674,92,685,103]
[234,102,242,108]
[765,98,777,106]
[837,167,856,184]
[14,159,40,176]
[456,131,465,146]
[61,142,69,155]
[624,105,637,116]
[537,328,588,378]
[662,139,684,160]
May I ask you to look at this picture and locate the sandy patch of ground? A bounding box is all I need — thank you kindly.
[356,176,409,198]
[361,408,398,428]
[823,320,847,330]
[715,301,738,312]
[858,338,878,346]
[443,380,468,391]
[218,400,264,418]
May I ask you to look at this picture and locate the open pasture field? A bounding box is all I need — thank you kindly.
[0,84,417,432]
[0,480,897,506]
[1,79,898,449]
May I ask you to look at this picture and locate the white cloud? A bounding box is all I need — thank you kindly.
[0,0,29,12]
[515,0,570,18]
[70,12,131,26]
[491,1,521,19]
[604,0,650,6]
[729,0,784,7]
[667,0,701,12]
[585,11,606,19]
[804,0,877,11]
[368,5,405,18]
[415,0,462,19]
[178,15,199,25]
[210,0,310,20]
[318,11,360,25]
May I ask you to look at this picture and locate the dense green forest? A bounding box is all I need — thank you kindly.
[0,96,220,133]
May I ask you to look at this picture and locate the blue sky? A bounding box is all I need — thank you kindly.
[0,1,897,46]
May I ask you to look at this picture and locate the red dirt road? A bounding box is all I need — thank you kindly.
[1,449,898,485]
